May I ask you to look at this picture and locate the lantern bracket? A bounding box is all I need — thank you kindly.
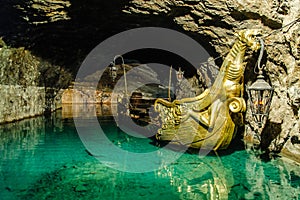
[255,38,265,75]
[247,38,274,128]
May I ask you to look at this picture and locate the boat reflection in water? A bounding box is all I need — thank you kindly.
[0,104,299,199]
[155,154,234,200]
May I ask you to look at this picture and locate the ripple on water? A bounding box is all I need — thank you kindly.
[0,109,299,200]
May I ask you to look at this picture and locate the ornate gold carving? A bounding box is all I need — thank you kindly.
[154,29,261,150]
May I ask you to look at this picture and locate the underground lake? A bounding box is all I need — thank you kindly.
[0,104,300,200]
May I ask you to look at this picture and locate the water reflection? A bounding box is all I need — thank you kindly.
[0,115,47,199]
[0,110,86,199]
[62,103,117,119]
[0,104,299,199]
[240,152,300,199]
[0,117,45,160]
[155,155,233,200]
[154,152,300,200]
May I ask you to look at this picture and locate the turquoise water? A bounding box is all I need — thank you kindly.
[1,106,300,200]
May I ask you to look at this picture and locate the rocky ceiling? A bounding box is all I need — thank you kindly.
[0,0,214,75]
[1,0,298,69]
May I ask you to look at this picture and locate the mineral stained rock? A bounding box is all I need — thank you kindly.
[124,0,300,155]
[0,39,71,123]
[0,0,299,155]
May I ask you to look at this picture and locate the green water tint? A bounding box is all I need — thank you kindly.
[0,109,300,200]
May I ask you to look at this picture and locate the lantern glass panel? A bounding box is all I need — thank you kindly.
[248,86,273,127]
[110,66,118,80]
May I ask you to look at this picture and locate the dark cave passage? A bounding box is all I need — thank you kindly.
[0,0,218,78]
[123,49,198,78]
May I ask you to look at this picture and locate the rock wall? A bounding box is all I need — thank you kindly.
[125,0,300,153]
[0,39,68,123]
[0,40,43,123]
[0,85,45,124]
[0,0,299,154]
[62,88,112,104]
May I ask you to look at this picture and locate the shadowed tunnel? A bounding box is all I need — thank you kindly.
[0,0,218,77]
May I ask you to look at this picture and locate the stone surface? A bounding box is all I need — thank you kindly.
[0,85,45,124]
[62,88,111,104]
[0,39,40,86]
[0,39,71,123]
[125,0,300,154]
[0,0,299,155]
[18,0,71,24]
[0,40,43,123]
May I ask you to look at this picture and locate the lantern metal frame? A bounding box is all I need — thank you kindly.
[246,38,274,128]
[109,65,118,81]
[109,55,128,100]
[247,74,274,128]
[109,55,124,81]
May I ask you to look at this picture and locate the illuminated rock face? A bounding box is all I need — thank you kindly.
[0,41,43,124]
[0,85,45,124]
[0,40,67,123]
[0,0,299,153]
[125,0,300,154]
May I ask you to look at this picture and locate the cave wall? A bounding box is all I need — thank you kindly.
[0,0,299,154]
[0,41,45,123]
[125,0,300,154]
[0,40,67,123]
[0,85,45,124]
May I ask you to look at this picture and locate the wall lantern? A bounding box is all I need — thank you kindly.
[247,39,274,128]
[176,67,184,82]
[247,73,274,128]
[109,55,128,99]
[109,65,118,81]
[109,55,124,81]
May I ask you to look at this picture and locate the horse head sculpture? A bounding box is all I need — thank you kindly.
[154,29,262,150]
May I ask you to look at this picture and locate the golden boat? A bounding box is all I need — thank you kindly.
[154,29,262,150]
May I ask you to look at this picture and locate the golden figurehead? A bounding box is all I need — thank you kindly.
[154,29,262,150]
